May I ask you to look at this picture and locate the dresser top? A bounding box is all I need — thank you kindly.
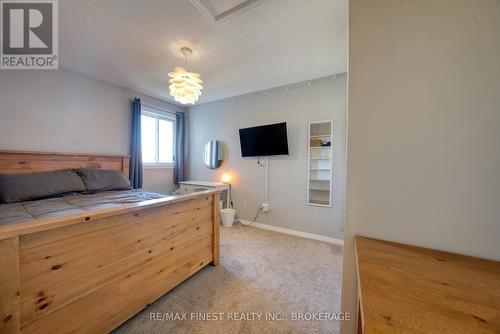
[179,180,228,189]
[356,236,500,333]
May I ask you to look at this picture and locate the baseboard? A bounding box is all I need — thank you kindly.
[238,220,344,246]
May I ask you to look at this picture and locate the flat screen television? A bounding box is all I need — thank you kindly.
[239,122,289,157]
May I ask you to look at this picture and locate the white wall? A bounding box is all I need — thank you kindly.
[187,76,346,238]
[0,67,182,194]
[142,168,175,194]
[342,0,500,333]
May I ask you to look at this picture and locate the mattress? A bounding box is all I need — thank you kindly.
[0,189,166,226]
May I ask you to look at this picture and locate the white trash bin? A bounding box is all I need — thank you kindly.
[220,208,236,227]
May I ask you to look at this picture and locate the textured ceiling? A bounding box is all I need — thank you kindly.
[59,0,347,105]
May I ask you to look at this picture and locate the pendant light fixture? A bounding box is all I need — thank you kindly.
[168,47,203,105]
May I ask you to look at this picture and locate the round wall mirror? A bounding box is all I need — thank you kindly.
[203,140,225,169]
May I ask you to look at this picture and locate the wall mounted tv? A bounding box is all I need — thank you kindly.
[239,122,289,157]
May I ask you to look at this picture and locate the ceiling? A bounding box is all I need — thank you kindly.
[59,0,347,106]
[204,0,255,16]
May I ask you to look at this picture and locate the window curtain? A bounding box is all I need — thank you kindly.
[174,112,186,184]
[130,98,143,189]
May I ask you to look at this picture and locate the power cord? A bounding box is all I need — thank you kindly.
[238,207,262,227]
[224,184,261,226]
[228,184,235,208]
[252,207,263,222]
[226,184,241,224]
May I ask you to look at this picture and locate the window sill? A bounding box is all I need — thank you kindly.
[143,164,174,170]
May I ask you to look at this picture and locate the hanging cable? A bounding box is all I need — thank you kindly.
[226,184,240,224]
[228,184,234,208]
[252,207,263,222]
[265,156,269,201]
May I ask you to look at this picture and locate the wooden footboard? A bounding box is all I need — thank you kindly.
[0,191,221,334]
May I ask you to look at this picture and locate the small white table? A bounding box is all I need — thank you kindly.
[178,181,230,208]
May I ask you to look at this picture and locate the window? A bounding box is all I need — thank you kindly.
[141,111,175,167]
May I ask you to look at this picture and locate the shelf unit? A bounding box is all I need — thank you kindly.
[307,120,333,207]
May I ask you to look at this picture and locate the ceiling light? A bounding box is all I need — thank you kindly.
[168,47,203,105]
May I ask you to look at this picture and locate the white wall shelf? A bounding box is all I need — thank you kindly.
[307,120,333,207]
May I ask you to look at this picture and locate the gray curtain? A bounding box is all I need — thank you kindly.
[130,98,143,189]
[174,112,186,184]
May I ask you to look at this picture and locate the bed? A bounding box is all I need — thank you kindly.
[0,151,220,334]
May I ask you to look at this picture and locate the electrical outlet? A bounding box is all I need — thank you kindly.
[261,203,269,213]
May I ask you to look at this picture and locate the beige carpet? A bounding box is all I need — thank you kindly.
[114,224,343,334]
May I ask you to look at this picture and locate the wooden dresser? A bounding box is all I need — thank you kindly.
[355,237,500,334]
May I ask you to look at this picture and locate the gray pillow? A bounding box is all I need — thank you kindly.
[0,170,86,204]
[74,169,131,193]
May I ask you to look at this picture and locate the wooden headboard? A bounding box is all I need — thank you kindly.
[0,151,130,175]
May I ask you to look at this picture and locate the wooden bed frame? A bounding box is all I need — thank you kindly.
[0,151,220,334]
